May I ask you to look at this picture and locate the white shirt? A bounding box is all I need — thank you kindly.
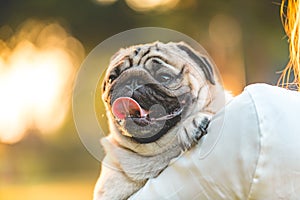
[129,84,300,200]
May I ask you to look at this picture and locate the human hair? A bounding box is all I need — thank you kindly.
[279,0,300,90]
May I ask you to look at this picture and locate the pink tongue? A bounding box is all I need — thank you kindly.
[112,97,149,120]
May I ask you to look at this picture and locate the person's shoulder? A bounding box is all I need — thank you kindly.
[233,83,300,140]
[242,83,300,113]
[244,83,300,101]
[222,83,300,131]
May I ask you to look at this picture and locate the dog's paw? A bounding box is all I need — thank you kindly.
[177,113,211,151]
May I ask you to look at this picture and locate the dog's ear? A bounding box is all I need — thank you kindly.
[176,42,215,85]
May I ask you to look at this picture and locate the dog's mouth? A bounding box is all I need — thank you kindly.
[112,97,183,126]
[108,79,192,143]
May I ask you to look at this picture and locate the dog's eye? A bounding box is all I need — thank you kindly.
[108,74,117,83]
[155,73,173,83]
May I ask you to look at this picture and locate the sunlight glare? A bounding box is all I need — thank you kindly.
[0,20,84,144]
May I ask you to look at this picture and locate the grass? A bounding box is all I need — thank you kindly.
[0,177,96,200]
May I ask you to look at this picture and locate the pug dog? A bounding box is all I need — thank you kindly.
[93,41,230,200]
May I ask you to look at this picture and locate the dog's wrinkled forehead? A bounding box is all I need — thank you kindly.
[102,41,215,93]
[107,42,179,73]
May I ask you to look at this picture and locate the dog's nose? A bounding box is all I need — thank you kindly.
[125,78,144,91]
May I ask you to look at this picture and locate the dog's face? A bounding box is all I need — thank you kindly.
[102,41,221,154]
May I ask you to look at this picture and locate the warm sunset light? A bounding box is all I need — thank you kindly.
[0,20,84,144]
[0,2,290,200]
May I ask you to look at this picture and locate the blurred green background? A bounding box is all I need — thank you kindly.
[0,0,288,199]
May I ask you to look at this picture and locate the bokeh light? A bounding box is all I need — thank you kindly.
[94,0,118,5]
[0,20,85,144]
[125,0,180,12]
